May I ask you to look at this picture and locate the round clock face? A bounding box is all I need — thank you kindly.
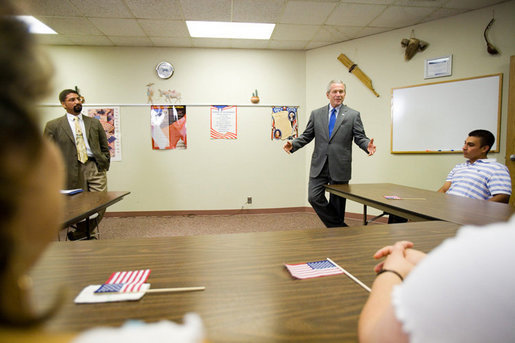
[156,61,174,79]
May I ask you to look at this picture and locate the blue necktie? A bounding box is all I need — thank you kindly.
[328,108,337,137]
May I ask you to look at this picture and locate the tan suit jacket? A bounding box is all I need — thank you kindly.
[44,114,110,189]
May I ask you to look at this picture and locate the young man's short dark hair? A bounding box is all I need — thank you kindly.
[468,129,495,153]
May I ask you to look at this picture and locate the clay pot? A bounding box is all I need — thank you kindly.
[250,96,260,104]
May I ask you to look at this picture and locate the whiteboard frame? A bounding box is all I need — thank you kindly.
[390,73,502,154]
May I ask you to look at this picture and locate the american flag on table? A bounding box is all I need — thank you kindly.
[284,259,344,279]
[94,269,151,293]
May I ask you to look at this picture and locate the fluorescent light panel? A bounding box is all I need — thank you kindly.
[16,16,57,34]
[186,21,274,40]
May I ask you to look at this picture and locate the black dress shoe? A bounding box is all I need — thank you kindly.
[67,231,87,241]
[67,231,78,241]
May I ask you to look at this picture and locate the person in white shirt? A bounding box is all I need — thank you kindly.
[358,216,515,343]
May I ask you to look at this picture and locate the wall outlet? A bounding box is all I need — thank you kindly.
[247,196,252,204]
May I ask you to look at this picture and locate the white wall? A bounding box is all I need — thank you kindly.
[39,1,514,214]
[306,1,515,213]
[39,48,308,211]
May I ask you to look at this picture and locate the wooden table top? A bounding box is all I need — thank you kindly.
[31,221,460,342]
[62,191,130,228]
[325,183,514,226]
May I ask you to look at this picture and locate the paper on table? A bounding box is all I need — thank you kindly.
[74,284,150,303]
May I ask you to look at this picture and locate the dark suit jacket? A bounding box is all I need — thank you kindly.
[44,114,110,189]
[291,104,370,182]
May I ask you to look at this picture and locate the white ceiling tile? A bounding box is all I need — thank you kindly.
[232,0,286,23]
[17,0,81,16]
[288,0,339,2]
[272,24,320,40]
[15,0,509,50]
[192,37,234,48]
[326,3,387,26]
[422,8,467,22]
[268,39,307,50]
[139,19,190,37]
[370,5,435,27]
[125,0,183,20]
[34,34,75,45]
[305,40,333,50]
[68,0,133,18]
[109,36,154,46]
[394,0,447,7]
[230,39,271,49]
[68,35,114,46]
[313,25,362,42]
[150,37,193,47]
[444,0,505,10]
[353,26,393,39]
[180,0,232,21]
[38,17,103,35]
[89,18,146,36]
[340,0,395,4]
[280,1,337,24]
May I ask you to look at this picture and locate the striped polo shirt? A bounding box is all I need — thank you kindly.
[446,159,512,200]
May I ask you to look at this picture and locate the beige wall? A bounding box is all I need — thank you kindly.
[40,1,515,213]
[306,1,514,213]
[40,48,308,211]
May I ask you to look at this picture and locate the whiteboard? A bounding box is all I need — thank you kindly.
[391,74,502,153]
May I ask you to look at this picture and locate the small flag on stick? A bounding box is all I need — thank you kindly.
[95,269,151,293]
[384,195,425,200]
[285,259,344,279]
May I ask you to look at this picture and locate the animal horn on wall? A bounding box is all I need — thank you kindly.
[483,18,499,55]
[400,30,429,61]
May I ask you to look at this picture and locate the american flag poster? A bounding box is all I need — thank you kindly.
[95,269,151,293]
[285,259,344,279]
[210,105,237,139]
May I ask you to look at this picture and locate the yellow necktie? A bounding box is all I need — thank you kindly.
[74,117,88,163]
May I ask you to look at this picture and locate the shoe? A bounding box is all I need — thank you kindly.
[67,230,87,241]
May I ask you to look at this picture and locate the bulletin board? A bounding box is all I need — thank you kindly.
[391,74,502,153]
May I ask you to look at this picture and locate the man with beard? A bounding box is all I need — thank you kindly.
[44,89,110,240]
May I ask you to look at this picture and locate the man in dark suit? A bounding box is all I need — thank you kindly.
[44,89,110,239]
[284,80,376,227]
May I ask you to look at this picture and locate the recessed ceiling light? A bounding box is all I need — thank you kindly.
[186,21,275,40]
[16,16,57,34]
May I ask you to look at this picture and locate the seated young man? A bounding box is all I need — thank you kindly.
[438,129,511,203]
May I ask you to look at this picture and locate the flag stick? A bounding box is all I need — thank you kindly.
[145,286,205,294]
[326,257,371,293]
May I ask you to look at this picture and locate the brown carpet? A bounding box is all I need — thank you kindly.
[98,212,384,240]
[58,212,385,241]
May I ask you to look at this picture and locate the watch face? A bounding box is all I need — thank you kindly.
[156,61,174,79]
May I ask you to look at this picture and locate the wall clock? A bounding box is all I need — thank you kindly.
[155,61,174,79]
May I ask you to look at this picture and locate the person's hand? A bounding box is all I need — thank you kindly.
[372,241,424,279]
[283,141,293,154]
[367,138,376,156]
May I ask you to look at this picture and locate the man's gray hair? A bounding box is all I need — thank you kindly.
[326,80,346,93]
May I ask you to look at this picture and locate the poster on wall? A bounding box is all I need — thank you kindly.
[151,105,187,150]
[271,106,298,140]
[85,107,121,161]
[210,105,237,139]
